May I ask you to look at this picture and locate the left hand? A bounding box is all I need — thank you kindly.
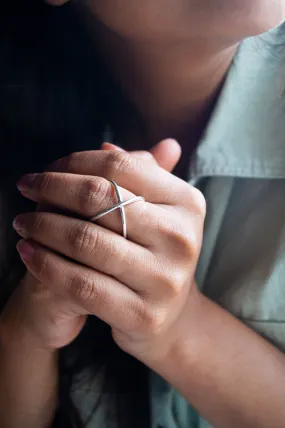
[13,143,206,363]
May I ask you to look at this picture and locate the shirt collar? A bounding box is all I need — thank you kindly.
[191,23,285,180]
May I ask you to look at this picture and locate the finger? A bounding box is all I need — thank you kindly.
[149,139,181,172]
[101,142,126,152]
[102,142,158,164]
[101,142,161,165]
[16,172,167,246]
[16,239,146,334]
[101,139,181,173]
[45,0,70,5]
[14,212,158,292]
[19,271,87,348]
[48,150,190,206]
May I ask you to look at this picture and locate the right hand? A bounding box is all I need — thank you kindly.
[1,139,181,351]
[0,271,87,350]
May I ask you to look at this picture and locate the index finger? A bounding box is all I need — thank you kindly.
[49,150,190,205]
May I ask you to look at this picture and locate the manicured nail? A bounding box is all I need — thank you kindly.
[13,215,25,235]
[17,174,37,192]
[16,240,35,261]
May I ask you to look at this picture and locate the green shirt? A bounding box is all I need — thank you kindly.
[73,23,285,428]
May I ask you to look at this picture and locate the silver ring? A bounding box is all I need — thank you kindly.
[89,180,145,239]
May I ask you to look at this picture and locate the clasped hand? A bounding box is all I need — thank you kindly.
[12,144,205,364]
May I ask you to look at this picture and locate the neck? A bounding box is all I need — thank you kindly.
[94,23,238,145]
[123,41,237,143]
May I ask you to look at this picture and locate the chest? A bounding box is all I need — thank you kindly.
[196,177,285,350]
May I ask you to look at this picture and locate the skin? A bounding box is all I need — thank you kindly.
[0,1,285,427]
[79,0,285,163]
[1,145,285,428]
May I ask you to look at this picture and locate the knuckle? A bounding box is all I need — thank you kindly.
[68,222,99,257]
[69,272,98,303]
[159,219,192,253]
[182,231,201,260]
[139,305,167,334]
[153,259,186,297]
[78,178,110,215]
[157,217,177,237]
[188,187,207,217]
[105,151,136,177]
[162,269,185,297]
[159,218,201,259]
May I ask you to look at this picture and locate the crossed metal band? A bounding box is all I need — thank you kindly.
[89,180,145,239]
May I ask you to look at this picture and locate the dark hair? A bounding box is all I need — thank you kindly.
[0,1,149,427]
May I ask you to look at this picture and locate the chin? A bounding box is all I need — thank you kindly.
[83,0,285,44]
[233,0,285,36]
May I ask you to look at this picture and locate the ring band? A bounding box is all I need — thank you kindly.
[89,180,145,239]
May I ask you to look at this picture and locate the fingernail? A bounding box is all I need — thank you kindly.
[17,174,37,192]
[13,215,25,235]
[16,240,35,261]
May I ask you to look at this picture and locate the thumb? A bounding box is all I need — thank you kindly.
[101,139,181,172]
[149,139,181,172]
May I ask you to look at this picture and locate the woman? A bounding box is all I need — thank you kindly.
[0,1,285,427]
